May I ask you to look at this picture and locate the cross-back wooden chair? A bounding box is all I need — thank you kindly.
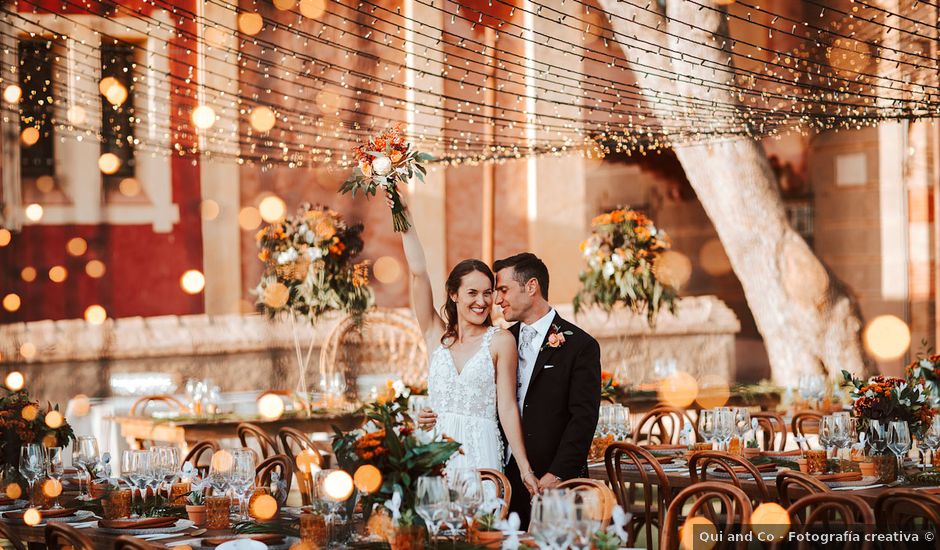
[751,411,788,451]
[604,442,672,549]
[114,535,160,549]
[776,493,875,550]
[791,411,823,447]
[0,520,27,550]
[557,478,617,529]
[256,454,294,506]
[478,469,511,519]
[182,440,220,475]
[237,422,279,459]
[632,405,697,446]
[775,470,830,508]
[873,488,940,532]
[661,482,752,550]
[45,523,94,550]
[278,427,325,506]
[688,451,771,503]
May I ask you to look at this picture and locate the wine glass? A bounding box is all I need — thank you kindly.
[530,490,574,550]
[19,444,45,507]
[920,416,940,467]
[448,468,483,537]
[149,446,180,498]
[229,449,256,521]
[122,450,146,517]
[869,420,888,456]
[74,436,99,501]
[819,416,835,458]
[714,408,735,452]
[571,491,602,550]
[733,408,751,448]
[888,420,911,483]
[613,405,630,441]
[208,450,233,496]
[698,409,716,449]
[46,447,65,509]
[414,476,449,548]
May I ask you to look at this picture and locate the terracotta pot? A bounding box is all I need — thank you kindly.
[858,462,875,477]
[389,525,427,550]
[743,448,760,458]
[796,459,809,473]
[475,530,505,549]
[186,504,207,527]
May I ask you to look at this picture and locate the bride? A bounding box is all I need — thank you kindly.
[393,196,538,495]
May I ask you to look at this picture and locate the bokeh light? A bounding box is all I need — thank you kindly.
[5,483,22,500]
[373,256,401,284]
[119,178,140,197]
[257,393,285,420]
[180,270,206,295]
[201,199,220,221]
[0,229,10,246]
[5,372,24,391]
[84,305,107,325]
[36,175,55,193]
[67,237,88,256]
[3,85,21,103]
[657,371,699,408]
[699,238,732,276]
[273,0,296,9]
[85,260,107,278]
[2,294,21,312]
[19,343,36,360]
[296,448,321,474]
[258,195,286,223]
[354,464,383,494]
[49,266,68,283]
[70,394,91,417]
[42,478,62,498]
[249,106,276,132]
[192,105,216,130]
[680,516,717,550]
[299,0,327,18]
[20,127,39,146]
[104,82,128,106]
[25,203,43,222]
[98,76,118,95]
[695,375,731,409]
[211,450,234,472]
[66,105,86,125]
[249,494,278,521]
[98,153,121,174]
[751,502,791,541]
[21,404,38,421]
[238,206,263,230]
[44,410,64,429]
[323,470,354,501]
[22,508,40,526]
[20,267,36,282]
[238,12,264,35]
[654,250,692,289]
[863,315,911,360]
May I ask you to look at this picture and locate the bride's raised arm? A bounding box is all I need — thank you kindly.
[395,196,445,342]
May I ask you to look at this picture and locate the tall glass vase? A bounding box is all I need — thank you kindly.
[289,312,317,416]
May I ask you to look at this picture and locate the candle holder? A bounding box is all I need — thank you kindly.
[205,495,232,530]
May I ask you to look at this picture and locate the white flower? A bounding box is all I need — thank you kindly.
[415,425,439,445]
[302,228,315,244]
[306,247,324,260]
[276,247,298,265]
[384,490,402,523]
[611,253,625,269]
[496,512,521,549]
[608,505,631,541]
[865,389,875,398]
[392,380,410,399]
[372,155,393,176]
[602,261,615,278]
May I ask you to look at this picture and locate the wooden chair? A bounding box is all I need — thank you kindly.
[114,535,160,549]
[775,470,830,508]
[873,488,940,531]
[0,520,27,550]
[751,411,787,451]
[661,482,752,550]
[256,454,294,506]
[687,451,771,502]
[237,422,279,459]
[278,427,326,506]
[478,468,511,519]
[128,395,189,416]
[778,493,875,549]
[557,478,617,528]
[45,523,94,550]
[182,440,220,475]
[791,411,823,446]
[604,442,672,549]
[319,307,428,385]
[632,405,697,446]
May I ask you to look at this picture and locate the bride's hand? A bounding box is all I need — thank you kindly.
[385,188,409,211]
[522,470,539,496]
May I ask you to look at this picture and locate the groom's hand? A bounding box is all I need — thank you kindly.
[416,409,437,430]
[537,473,562,492]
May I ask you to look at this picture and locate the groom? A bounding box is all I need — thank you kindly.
[493,252,601,528]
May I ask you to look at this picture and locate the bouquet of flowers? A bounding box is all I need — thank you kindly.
[254,203,373,326]
[332,381,460,526]
[601,371,620,403]
[573,208,677,326]
[339,125,434,232]
[0,387,75,469]
[842,371,936,436]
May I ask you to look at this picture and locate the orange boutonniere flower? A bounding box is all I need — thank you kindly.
[541,324,574,351]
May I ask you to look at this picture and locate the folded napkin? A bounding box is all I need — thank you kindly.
[816,472,863,482]
[201,535,286,547]
[761,450,802,457]
[644,444,687,451]
[731,463,776,473]
[98,517,179,530]
[4,508,76,520]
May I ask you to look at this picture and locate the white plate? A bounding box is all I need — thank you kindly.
[194,536,298,550]
[96,518,194,535]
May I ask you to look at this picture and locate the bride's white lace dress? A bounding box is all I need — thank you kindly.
[428,326,504,474]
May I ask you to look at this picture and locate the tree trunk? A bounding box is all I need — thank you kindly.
[597,0,866,382]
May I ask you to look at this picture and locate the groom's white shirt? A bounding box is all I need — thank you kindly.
[516,307,556,416]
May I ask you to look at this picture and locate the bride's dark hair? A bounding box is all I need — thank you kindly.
[441,259,495,346]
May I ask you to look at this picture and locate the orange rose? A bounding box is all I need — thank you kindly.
[610,210,626,223]
[390,150,403,164]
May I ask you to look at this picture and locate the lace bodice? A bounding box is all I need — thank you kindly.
[428,326,499,421]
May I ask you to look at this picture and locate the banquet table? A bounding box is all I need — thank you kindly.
[586,462,939,505]
[112,411,364,449]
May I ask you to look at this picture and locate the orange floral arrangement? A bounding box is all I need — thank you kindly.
[574,208,677,325]
[0,387,75,468]
[601,371,620,403]
[340,124,434,232]
[843,371,936,437]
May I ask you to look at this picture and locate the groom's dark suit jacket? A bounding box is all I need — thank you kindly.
[505,311,601,524]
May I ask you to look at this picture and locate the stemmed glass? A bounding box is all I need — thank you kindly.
[920,416,940,467]
[571,491,602,550]
[229,449,256,521]
[19,444,45,507]
[46,447,64,509]
[819,416,835,458]
[122,450,146,517]
[448,469,483,538]
[74,436,99,501]
[713,408,735,452]
[887,421,911,483]
[530,490,574,550]
[149,446,180,498]
[414,476,449,548]
[733,408,751,448]
[698,409,716,449]
[596,405,613,438]
[613,406,630,441]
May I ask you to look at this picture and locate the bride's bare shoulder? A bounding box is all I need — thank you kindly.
[489,328,516,353]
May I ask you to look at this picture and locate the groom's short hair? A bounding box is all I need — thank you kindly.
[493,252,549,300]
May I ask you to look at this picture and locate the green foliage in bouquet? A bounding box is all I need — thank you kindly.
[842,370,936,436]
[332,382,460,525]
[254,203,373,325]
[573,208,678,326]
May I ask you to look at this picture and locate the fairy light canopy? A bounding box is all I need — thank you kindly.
[0,0,936,170]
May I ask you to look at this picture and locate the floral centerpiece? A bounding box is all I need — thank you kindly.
[0,386,74,470]
[331,381,460,529]
[254,203,374,404]
[907,346,940,406]
[842,371,936,437]
[339,124,434,232]
[601,371,620,403]
[573,208,678,326]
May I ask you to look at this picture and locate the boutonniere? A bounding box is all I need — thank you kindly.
[541,324,574,351]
